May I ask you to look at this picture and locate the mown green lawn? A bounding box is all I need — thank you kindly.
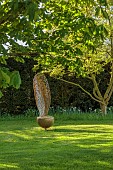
[0,114,113,170]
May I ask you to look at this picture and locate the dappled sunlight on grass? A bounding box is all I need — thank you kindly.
[97,161,112,167]
[1,124,112,143]
[0,119,113,170]
[0,163,19,169]
[1,131,33,141]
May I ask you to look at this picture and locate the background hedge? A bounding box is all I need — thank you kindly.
[0,59,112,115]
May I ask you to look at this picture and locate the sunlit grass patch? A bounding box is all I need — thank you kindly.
[0,163,19,169]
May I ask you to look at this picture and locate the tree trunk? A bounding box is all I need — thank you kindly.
[100,103,107,115]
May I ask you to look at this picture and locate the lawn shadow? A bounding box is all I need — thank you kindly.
[52,124,113,134]
[0,119,113,170]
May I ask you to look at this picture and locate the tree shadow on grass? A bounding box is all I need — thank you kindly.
[52,123,113,134]
[53,128,112,134]
[0,121,113,170]
[0,138,113,170]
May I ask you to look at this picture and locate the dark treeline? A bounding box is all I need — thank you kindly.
[0,59,112,115]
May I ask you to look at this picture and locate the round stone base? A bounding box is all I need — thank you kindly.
[37,116,54,130]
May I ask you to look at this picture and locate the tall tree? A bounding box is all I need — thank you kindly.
[1,0,112,115]
[33,0,113,115]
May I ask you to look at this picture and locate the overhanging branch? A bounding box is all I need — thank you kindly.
[7,52,41,57]
[55,77,104,104]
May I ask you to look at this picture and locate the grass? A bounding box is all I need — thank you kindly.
[0,113,113,170]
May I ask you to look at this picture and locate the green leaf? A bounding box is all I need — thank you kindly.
[0,56,7,65]
[103,27,108,36]
[101,8,109,19]
[95,7,100,16]
[28,3,36,21]
[0,45,7,54]
[76,48,83,55]
[10,71,21,89]
[0,70,10,84]
[0,90,3,98]
[15,57,25,63]
[14,1,18,10]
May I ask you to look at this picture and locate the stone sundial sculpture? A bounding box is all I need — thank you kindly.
[33,73,54,130]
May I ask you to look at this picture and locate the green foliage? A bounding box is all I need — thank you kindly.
[33,0,111,80]
[1,59,113,115]
[0,0,112,114]
[0,0,110,68]
[0,67,21,97]
[0,58,36,114]
[10,71,21,89]
[0,0,47,94]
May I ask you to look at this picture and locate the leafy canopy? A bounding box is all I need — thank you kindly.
[0,0,47,97]
[0,0,111,97]
[33,0,111,78]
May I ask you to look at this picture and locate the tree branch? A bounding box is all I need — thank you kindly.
[106,86,113,104]
[93,88,102,100]
[106,51,111,57]
[7,52,40,57]
[55,77,104,104]
[104,32,113,101]
[91,74,103,100]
